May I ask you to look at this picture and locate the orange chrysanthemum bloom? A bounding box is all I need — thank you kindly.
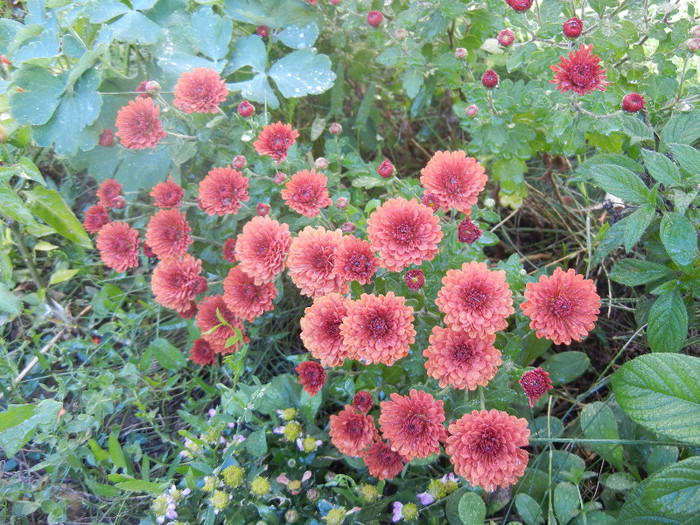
[333,236,379,285]
[329,404,379,457]
[236,215,291,285]
[198,165,249,216]
[196,294,248,354]
[151,176,184,208]
[151,255,208,313]
[420,151,487,213]
[96,179,123,209]
[520,267,601,345]
[363,441,405,481]
[115,97,166,149]
[280,169,332,217]
[296,361,326,397]
[378,389,447,461]
[83,204,110,233]
[173,67,228,114]
[300,293,349,367]
[366,197,443,272]
[445,409,530,492]
[550,44,609,96]
[145,209,192,259]
[423,327,501,390]
[287,227,347,297]
[96,221,140,273]
[340,292,416,366]
[222,266,278,322]
[253,122,299,164]
[190,338,216,365]
[436,261,514,337]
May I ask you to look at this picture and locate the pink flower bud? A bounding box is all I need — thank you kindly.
[233,155,247,169]
[466,104,479,117]
[315,157,329,169]
[257,203,270,216]
[329,122,342,135]
[336,197,348,209]
[455,47,467,59]
[274,172,286,185]
[341,222,355,233]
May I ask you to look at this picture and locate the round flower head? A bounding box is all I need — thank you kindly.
[256,25,269,38]
[367,10,383,28]
[179,300,198,319]
[222,238,237,263]
[136,80,159,97]
[505,0,533,11]
[481,69,499,89]
[145,208,193,259]
[622,93,645,113]
[173,67,228,114]
[436,261,514,337]
[341,292,416,366]
[300,293,349,367]
[151,176,184,208]
[142,242,156,258]
[256,203,270,216]
[196,294,248,354]
[366,197,443,272]
[198,165,249,216]
[151,255,207,313]
[466,105,479,117]
[458,218,482,243]
[235,215,291,285]
[353,391,374,413]
[99,128,114,146]
[190,338,216,365]
[253,122,299,164]
[421,193,440,212]
[238,100,254,117]
[446,409,530,492]
[83,204,110,233]
[498,29,515,47]
[420,150,487,213]
[341,222,356,233]
[378,389,447,461]
[287,227,347,297]
[423,327,501,390]
[223,266,278,322]
[97,178,123,209]
[563,17,583,39]
[333,236,379,285]
[115,97,166,149]
[550,44,609,96]
[377,159,394,178]
[519,367,553,408]
[404,269,425,291]
[330,122,342,134]
[520,267,600,345]
[281,169,332,218]
[96,221,140,273]
[363,441,405,481]
[329,404,379,457]
[296,361,326,397]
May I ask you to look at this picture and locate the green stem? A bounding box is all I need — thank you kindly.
[13,225,44,289]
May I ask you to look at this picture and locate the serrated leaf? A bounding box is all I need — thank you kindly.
[667,143,700,182]
[609,259,675,286]
[351,176,384,189]
[643,457,700,517]
[647,289,688,353]
[617,114,655,145]
[0,283,22,316]
[642,149,681,185]
[376,47,402,66]
[507,42,535,73]
[23,185,93,249]
[102,10,164,45]
[602,472,637,492]
[402,70,423,99]
[588,164,652,205]
[227,73,279,109]
[148,337,187,370]
[659,212,697,268]
[619,480,689,525]
[269,48,336,98]
[9,65,66,125]
[580,402,624,471]
[541,351,589,385]
[660,110,700,145]
[621,206,655,251]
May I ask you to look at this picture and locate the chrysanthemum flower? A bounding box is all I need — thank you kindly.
[222,266,278,322]
[366,197,443,272]
[96,221,140,273]
[253,122,299,164]
[445,409,530,492]
[145,209,192,259]
[97,178,123,209]
[333,236,379,285]
[520,267,600,345]
[505,0,533,11]
[622,92,645,113]
[83,204,110,233]
[287,227,347,297]
[519,367,553,408]
[151,254,207,313]
[222,238,237,263]
[173,67,228,114]
[151,176,184,208]
[196,294,248,354]
[420,151,487,213]
[142,242,156,258]
[353,391,374,413]
[198,165,249,216]
[458,219,482,244]
[115,97,166,149]
[421,193,440,212]
[378,389,447,461]
[329,405,379,457]
[436,261,514,337]
[179,300,198,319]
[235,215,291,285]
[550,44,609,96]
[281,169,332,218]
[404,269,425,291]
[190,338,216,365]
[340,292,416,366]
[296,361,326,397]
[423,327,501,390]
[363,441,405,481]
[300,293,349,367]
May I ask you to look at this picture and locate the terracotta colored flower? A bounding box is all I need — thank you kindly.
[520,267,600,345]
[445,409,530,492]
[340,292,416,366]
[281,169,332,218]
[83,204,110,233]
[222,266,278,322]
[333,236,379,285]
[115,97,166,149]
[96,221,140,273]
[223,238,237,263]
[329,405,379,457]
[235,215,291,285]
[238,100,254,118]
[190,338,216,365]
[287,227,347,297]
[363,441,405,481]
[198,165,249,216]
[179,300,197,319]
[151,176,184,208]
[296,361,326,397]
[420,151,487,214]
[145,209,192,259]
[423,327,501,390]
[436,261,514,337]
[378,389,447,461]
[622,93,645,113]
[404,269,425,291]
[505,0,533,11]
[353,391,373,413]
[142,242,156,258]
[196,294,248,354]
[366,197,443,272]
[458,218,482,244]
[99,128,114,146]
[563,17,583,39]
[519,367,553,408]
[97,178,123,209]
[151,254,207,313]
[173,67,228,114]
[300,293,349,367]
[550,44,609,96]
[253,122,299,164]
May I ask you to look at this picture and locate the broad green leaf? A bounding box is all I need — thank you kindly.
[244,429,267,456]
[660,110,700,145]
[299,389,322,424]
[148,337,187,370]
[15,157,45,185]
[619,480,690,525]
[515,493,544,525]
[659,212,697,268]
[351,176,384,189]
[189,6,232,60]
[269,48,336,98]
[667,143,700,182]
[49,269,79,286]
[588,164,652,205]
[542,351,590,385]
[609,259,675,286]
[0,283,22,315]
[602,472,637,492]
[554,482,580,524]
[458,491,486,525]
[641,150,681,185]
[580,402,624,471]
[109,431,128,471]
[229,34,267,73]
[228,73,279,109]
[102,10,164,45]
[402,70,423,99]
[115,480,168,495]
[0,187,36,225]
[9,65,66,125]
[611,354,700,445]
[377,47,402,67]
[647,289,688,353]
[277,22,319,49]
[0,400,62,458]
[12,26,60,63]
[621,206,655,251]
[23,185,93,249]
[617,114,654,145]
[0,19,24,55]
[83,0,130,23]
[223,0,321,27]
[643,457,700,517]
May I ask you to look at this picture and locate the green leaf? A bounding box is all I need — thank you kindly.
[507,42,535,73]
[14,157,46,185]
[580,402,624,471]
[376,47,402,67]
[402,70,423,99]
[269,48,336,98]
[617,114,654,145]
[109,431,128,471]
[642,150,681,185]
[667,143,700,182]
[457,491,486,525]
[23,185,93,249]
[277,22,319,49]
[115,480,168,496]
[554,482,580,524]
[602,472,637,492]
[0,187,37,227]
[643,457,700,517]
[230,34,267,73]
[49,269,79,286]
[609,259,675,286]
[9,65,65,125]
[647,289,688,353]
[189,6,232,60]
[104,10,164,45]
[0,283,22,316]
[660,110,700,145]
[612,354,700,445]
[515,493,544,525]
[0,400,62,458]
[351,175,384,189]
[541,351,590,385]
[227,73,279,109]
[660,213,697,268]
[620,206,655,251]
[619,480,688,525]
[588,164,652,205]
[244,429,267,456]
[148,337,187,370]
